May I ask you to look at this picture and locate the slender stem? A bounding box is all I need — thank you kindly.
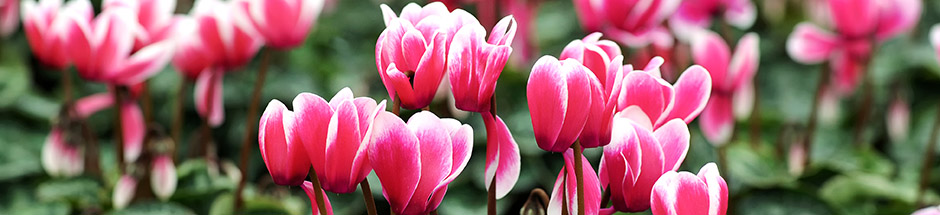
[81,118,102,180]
[717,144,728,178]
[63,69,73,103]
[804,63,830,166]
[573,141,584,215]
[392,94,401,116]
[172,80,188,162]
[141,81,153,125]
[487,96,497,215]
[561,167,569,215]
[360,179,378,215]
[310,168,329,215]
[113,87,126,174]
[916,104,940,206]
[235,48,271,211]
[853,72,873,148]
[749,84,761,149]
[600,185,611,208]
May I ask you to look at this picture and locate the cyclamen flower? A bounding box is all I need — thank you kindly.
[151,155,178,201]
[559,32,623,148]
[448,15,516,112]
[527,56,599,152]
[787,0,921,95]
[368,111,472,215]
[650,163,729,215]
[376,2,475,109]
[67,92,147,163]
[573,0,680,47]
[195,68,225,127]
[291,88,386,193]
[600,115,691,212]
[0,0,17,37]
[103,0,183,51]
[482,113,521,199]
[693,31,759,146]
[41,127,84,178]
[886,97,909,143]
[171,17,215,80]
[301,181,334,215]
[546,149,604,215]
[22,0,86,69]
[258,100,310,186]
[670,0,756,41]
[615,60,712,131]
[236,0,324,49]
[191,0,263,70]
[113,175,138,209]
[914,206,940,215]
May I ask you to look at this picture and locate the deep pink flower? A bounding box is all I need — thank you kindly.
[448,15,516,112]
[670,0,756,40]
[375,2,473,109]
[615,61,712,131]
[22,0,87,69]
[600,115,691,212]
[104,0,182,51]
[559,32,624,148]
[574,0,680,47]
[150,155,177,201]
[527,56,599,152]
[786,0,921,95]
[692,31,759,146]
[195,68,225,127]
[546,149,604,215]
[172,17,215,80]
[301,181,334,215]
[291,88,386,194]
[235,0,323,49]
[62,1,174,86]
[41,126,84,177]
[650,163,728,215]
[482,112,521,199]
[501,0,538,67]
[191,0,263,70]
[0,0,17,37]
[368,111,472,215]
[258,99,310,186]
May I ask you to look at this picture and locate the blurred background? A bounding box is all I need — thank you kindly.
[3,0,940,214]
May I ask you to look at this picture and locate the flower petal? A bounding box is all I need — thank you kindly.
[699,94,733,146]
[150,155,177,201]
[654,119,690,172]
[691,31,730,88]
[527,56,566,151]
[195,68,225,127]
[697,163,728,215]
[301,181,335,215]
[650,171,710,215]
[121,101,145,163]
[482,113,520,199]
[659,65,711,127]
[368,111,421,214]
[292,92,332,180]
[787,23,838,64]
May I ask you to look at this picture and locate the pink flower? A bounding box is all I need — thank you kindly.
[670,0,756,40]
[258,99,310,186]
[650,163,728,215]
[600,114,691,212]
[103,0,182,51]
[886,97,909,143]
[501,0,538,67]
[692,31,759,146]
[22,0,88,69]
[448,15,516,112]
[62,1,175,86]
[375,2,473,109]
[574,0,680,47]
[914,206,940,215]
[41,126,84,177]
[191,0,263,70]
[615,61,712,131]
[150,155,177,201]
[301,181,334,215]
[0,0,17,37]
[195,68,225,127]
[786,0,921,95]
[113,175,138,209]
[932,24,940,64]
[559,32,624,148]
[482,112,521,199]
[546,149,604,215]
[527,56,599,152]
[171,17,215,80]
[291,88,386,194]
[235,0,324,49]
[68,91,146,163]
[367,111,472,215]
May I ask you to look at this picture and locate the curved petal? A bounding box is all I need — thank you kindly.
[403,111,452,214]
[654,119,690,172]
[195,68,225,127]
[301,181,335,215]
[322,100,362,193]
[121,101,145,163]
[786,23,838,64]
[112,175,138,209]
[728,33,760,91]
[258,100,309,186]
[605,113,644,211]
[410,31,447,110]
[482,113,520,199]
[527,56,566,151]
[368,111,421,214]
[699,94,733,146]
[619,71,672,125]
[732,81,755,120]
[691,31,730,88]
[650,171,710,215]
[292,92,333,179]
[555,60,595,151]
[623,121,665,212]
[829,0,877,38]
[697,163,728,215]
[659,65,712,127]
[723,0,756,29]
[74,93,115,119]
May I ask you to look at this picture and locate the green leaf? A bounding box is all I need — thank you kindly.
[36,177,103,207]
[737,189,832,215]
[208,193,233,215]
[726,143,798,188]
[108,202,195,215]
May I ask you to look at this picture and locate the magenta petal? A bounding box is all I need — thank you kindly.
[385,65,419,109]
[579,73,611,148]
[624,122,665,212]
[932,25,940,62]
[482,113,520,199]
[691,31,731,87]
[74,93,115,119]
[555,59,594,151]
[659,65,712,127]
[875,0,921,40]
[700,94,734,146]
[829,0,877,38]
[111,40,174,85]
[650,171,710,215]
[605,114,645,212]
[403,112,452,214]
[527,56,566,151]
[562,149,602,215]
[301,181,335,215]
[410,32,447,110]
[121,101,145,163]
[488,15,517,46]
[653,119,691,172]
[786,23,838,64]
[322,100,362,193]
[327,87,354,108]
[723,0,756,29]
[195,68,224,127]
[428,118,473,211]
[368,111,420,214]
[728,33,760,91]
[292,92,332,180]
[619,71,672,125]
[258,100,309,186]
[400,30,428,71]
[546,169,567,215]
[697,163,729,215]
[150,155,177,201]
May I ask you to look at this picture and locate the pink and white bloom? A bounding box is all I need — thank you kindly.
[291,88,386,193]
[236,0,323,49]
[195,68,225,127]
[67,91,146,163]
[574,0,680,47]
[914,206,940,215]
[787,0,921,95]
[650,162,729,215]
[448,15,516,112]
[0,0,17,37]
[693,31,759,146]
[559,32,624,148]
[150,155,177,201]
[886,97,909,143]
[301,181,334,215]
[103,0,182,50]
[482,113,521,199]
[615,62,712,131]
[258,100,310,186]
[41,127,84,178]
[21,0,87,69]
[547,149,604,215]
[62,1,175,86]
[670,0,756,41]
[375,2,475,109]
[527,56,599,152]
[600,115,691,212]
[190,0,263,70]
[113,175,138,209]
[171,17,215,80]
[368,111,472,215]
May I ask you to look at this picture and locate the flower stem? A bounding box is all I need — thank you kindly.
[853,73,873,148]
[392,94,401,116]
[113,86,126,174]
[172,80,188,162]
[141,81,153,126]
[310,168,329,215]
[235,48,271,211]
[916,103,940,206]
[573,141,584,215]
[360,179,378,215]
[600,185,610,208]
[488,96,497,215]
[804,63,830,167]
[561,167,568,215]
